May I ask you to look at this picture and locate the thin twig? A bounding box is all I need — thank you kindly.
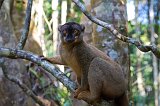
[0,47,77,91]
[42,9,52,32]
[72,0,160,58]
[16,0,33,50]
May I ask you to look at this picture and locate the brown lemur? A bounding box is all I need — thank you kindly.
[43,22,129,106]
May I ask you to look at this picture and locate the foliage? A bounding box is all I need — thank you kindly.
[128,0,160,105]
[27,63,72,106]
[15,1,24,13]
[43,0,53,57]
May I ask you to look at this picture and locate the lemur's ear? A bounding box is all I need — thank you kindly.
[80,24,85,32]
[58,25,62,32]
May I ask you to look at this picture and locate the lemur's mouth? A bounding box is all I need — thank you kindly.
[75,35,78,39]
[66,39,75,43]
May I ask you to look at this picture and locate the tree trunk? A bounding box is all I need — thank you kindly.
[12,0,43,55]
[52,0,59,55]
[135,0,146,105]
[0,0,35,106]
[36,0,46,56]
[154,0,160,105]
[148,0,159,105]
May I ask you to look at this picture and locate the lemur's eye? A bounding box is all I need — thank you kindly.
[74,30,78,34]
[63,30,67,35]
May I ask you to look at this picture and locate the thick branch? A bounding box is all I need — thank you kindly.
[16,0,33,50]
[1,62,45,106]
[0,47,77,91]
[72,0,160,58]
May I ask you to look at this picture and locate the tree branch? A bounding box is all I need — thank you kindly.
[0,47,77,91]
[72,0,160,58]
[16,0,33,50]
[0,61,45,106]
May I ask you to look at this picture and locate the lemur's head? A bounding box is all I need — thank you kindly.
[58,22,85,44]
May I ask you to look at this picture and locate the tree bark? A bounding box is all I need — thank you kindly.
[0,1,35,106]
